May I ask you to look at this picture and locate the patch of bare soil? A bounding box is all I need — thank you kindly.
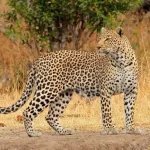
[0,129,150,150]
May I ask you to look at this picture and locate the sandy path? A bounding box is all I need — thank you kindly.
[0,129,150,150]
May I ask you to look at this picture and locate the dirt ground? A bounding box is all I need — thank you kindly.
[0,129,150,150]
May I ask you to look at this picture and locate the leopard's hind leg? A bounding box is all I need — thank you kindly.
[46,89,73,135]
[23,89,49,137]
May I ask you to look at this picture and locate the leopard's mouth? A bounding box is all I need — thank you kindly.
[102,50,109,54]
[96,47,109,55]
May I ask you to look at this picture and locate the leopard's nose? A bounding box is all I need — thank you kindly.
[97,46,101,50]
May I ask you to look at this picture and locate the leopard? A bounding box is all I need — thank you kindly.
[0,27,139,137]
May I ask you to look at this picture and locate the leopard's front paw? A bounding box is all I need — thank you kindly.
[121,126,141,134]
[101,128,118,135]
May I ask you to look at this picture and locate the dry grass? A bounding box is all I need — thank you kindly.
[0,3,150,132]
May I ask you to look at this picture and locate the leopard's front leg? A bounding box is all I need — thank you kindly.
[100,94,117,134]
[123,87,139,134]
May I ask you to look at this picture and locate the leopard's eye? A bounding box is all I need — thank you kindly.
[105,36,111,41]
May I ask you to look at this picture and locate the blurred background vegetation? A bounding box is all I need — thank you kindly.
[3,0,142,51]
[1,0,148,91]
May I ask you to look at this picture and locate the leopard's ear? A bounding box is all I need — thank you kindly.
[116,27,123,37]
[101,27,107,33]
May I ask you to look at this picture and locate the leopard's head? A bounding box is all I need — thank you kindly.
[96,27,125,57]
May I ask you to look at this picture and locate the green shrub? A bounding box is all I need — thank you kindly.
[4,0,142,51]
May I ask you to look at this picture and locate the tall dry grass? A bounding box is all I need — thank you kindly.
[0,5,150,132]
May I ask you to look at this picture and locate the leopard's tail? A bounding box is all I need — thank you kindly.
[0,66,36,114]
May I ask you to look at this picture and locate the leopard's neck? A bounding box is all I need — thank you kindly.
[109,36,138,71]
